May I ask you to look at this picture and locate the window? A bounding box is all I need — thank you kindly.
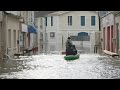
[81,16,85,26]
[40,25,43,29]
[45,17,47,26]
[68,16,72,26]
[50,32,55,37]
[31,18,32,23]
[8,29,11,48]
[39,18,43,29]
[51,16,53,26]
[40,32,43,40]
[91,16,96,26]
[50,45,55,51]
[20,35,22,41]
[13,30,16,47]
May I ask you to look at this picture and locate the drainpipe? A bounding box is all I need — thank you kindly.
[98,13,101,53]
[113,14,117,53]
[3,12,8,58]
[44,17,47,54]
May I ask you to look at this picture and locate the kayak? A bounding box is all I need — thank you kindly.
[64,54,80,60]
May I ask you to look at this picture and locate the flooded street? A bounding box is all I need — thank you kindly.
[0,53,120,79]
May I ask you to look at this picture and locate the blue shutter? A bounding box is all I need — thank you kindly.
[70,16,72,25]
[68,16,72,26]
[51,16,53,26]
[68,16,69,25]
[45,17,47,26]
[81,16,85,26]
[91,16,95,26]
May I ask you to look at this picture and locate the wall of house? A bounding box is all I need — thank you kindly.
[59,11,99,31]
[28,11,34,25]
[37,11,100,53]
[29,33,37,49]
[36,17,46,53]
[28,11,37,51]
[58,11,99,53]
[6,15,20,57]
[20,11,29,51]
[115,15,120,54]
[45,16,59,53]
[0,21,2,59]
[36,18,40,53]
[101,13,115,52]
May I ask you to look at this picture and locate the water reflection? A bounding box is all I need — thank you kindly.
[0,53,120,79]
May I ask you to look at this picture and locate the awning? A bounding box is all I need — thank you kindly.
[28,25,37,33]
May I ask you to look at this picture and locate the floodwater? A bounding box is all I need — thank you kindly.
[0,53,120,79]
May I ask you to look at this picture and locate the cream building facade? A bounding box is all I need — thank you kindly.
[0,11,21,58]
[36,11,100,53]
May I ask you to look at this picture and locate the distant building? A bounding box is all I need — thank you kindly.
[100,11,120,55]
[36,11,100,53]
[35,17,45,53]
[19,11,29,53]
[28,11,37,51]
[100,11,116,53]
[0,11,38,59]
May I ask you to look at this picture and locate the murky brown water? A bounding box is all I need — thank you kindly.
[0,54,120,79]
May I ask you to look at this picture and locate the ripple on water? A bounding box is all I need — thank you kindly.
[0,54,120,79]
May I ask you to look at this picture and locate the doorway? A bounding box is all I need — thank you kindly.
[107,26,110,51]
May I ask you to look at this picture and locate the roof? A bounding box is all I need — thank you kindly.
[100,11,113,19]
[35,11,98,18]
[46,11,70,16]
[4,11,22,19]
[46,11,98,16]
[110,11,120,15]
[35,11,57,18]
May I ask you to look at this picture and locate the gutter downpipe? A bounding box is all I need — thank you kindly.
[3,12,8,59]
[98,13,101,53]
[113,13,117,53]
[44,17,47,54]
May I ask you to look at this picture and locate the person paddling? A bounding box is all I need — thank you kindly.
[65,37,73,56]
[66,37,73,48]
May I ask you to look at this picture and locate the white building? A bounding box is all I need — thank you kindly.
[19,11,28,53]
[28,11,34,25]
[35,17,45,53]
[28,11,37,51]
[36,11,100,53]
